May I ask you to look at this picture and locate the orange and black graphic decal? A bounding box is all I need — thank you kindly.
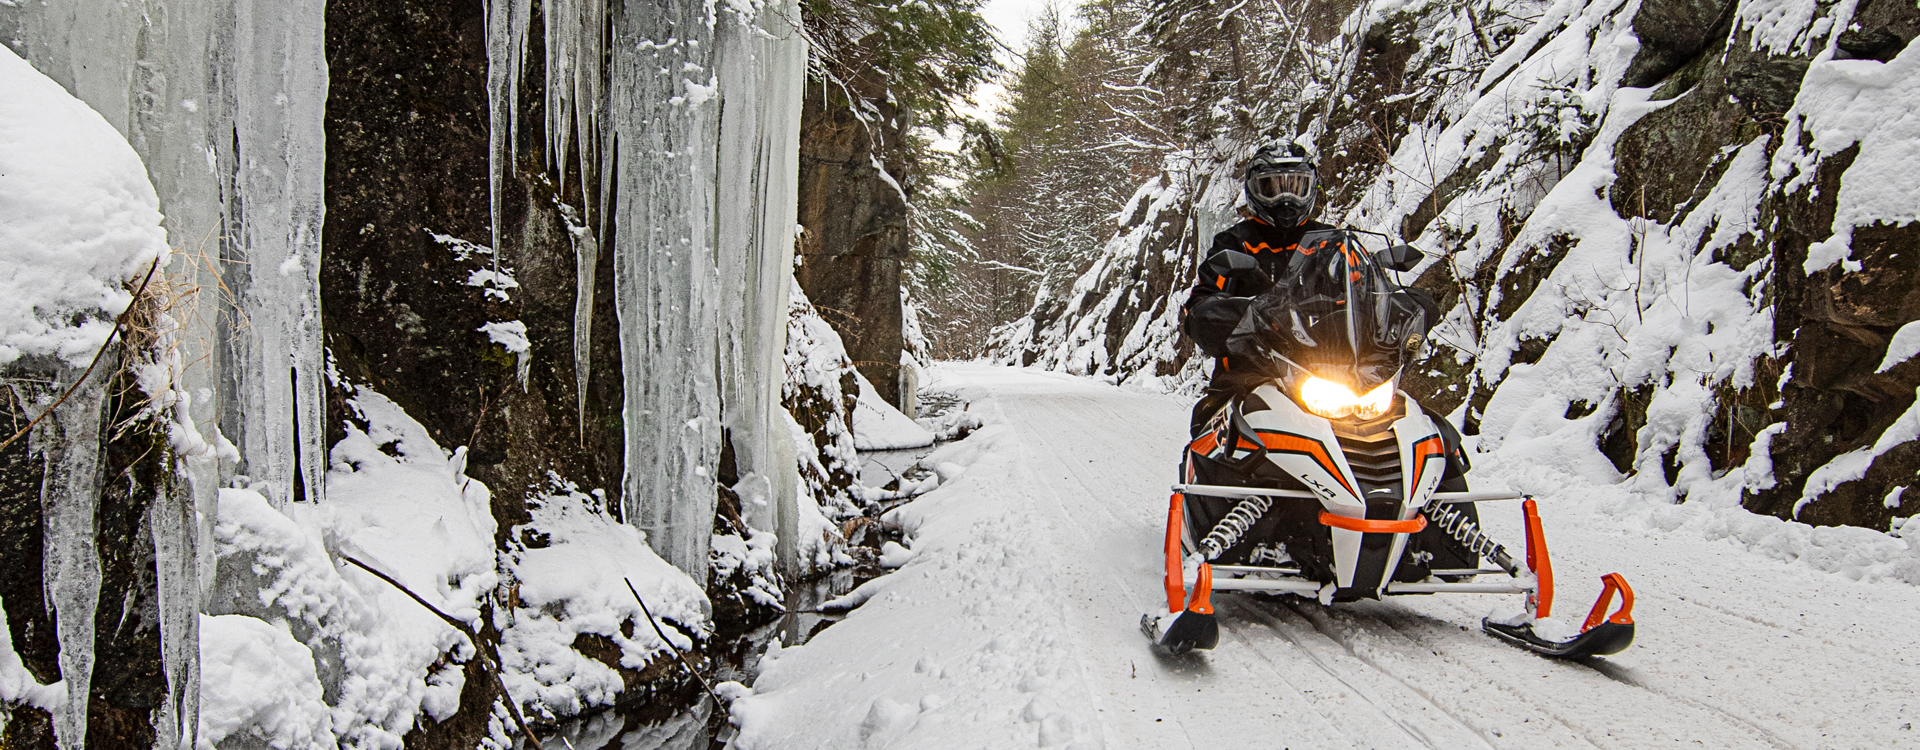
[1187,429,1260,459]
[1254,430,1357,498]
[1408,435,1445,494]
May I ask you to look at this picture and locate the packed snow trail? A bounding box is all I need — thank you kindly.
[730,364,1920,749]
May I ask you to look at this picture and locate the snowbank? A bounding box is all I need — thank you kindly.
[850,370,935,450]
[205,385,712,746]
[500,477,710,719]
[198,614,335,750]
[0,45,169,368]
[782,282,872,571]
[1486,448,1920,586]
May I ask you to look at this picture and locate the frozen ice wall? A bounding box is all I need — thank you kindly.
[3,0,817,742]
[601,0,808,573]
[4,0,329,506]
[227,0,330,510]
[3,1,326,747]
[607,0,721,576]
[712,1,808,570]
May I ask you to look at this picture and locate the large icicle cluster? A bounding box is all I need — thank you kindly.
[484,0,814,574]
[6,0,332,510]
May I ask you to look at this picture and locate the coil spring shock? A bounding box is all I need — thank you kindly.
[1424,503,1517,574]
[1199,494,1274,561]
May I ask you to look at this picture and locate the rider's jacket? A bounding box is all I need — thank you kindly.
[1182,216,1335,363]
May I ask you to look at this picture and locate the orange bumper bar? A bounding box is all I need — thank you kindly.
[1165,494,1185,612]
[1523,498,1555,618]
[1317,511,1427,534]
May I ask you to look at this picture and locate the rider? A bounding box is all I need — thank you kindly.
[1182,139,1439,436]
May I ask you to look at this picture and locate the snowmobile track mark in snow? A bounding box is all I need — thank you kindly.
[1570,658,1801,750]
[1270,598,1505,749]
[1347,602,1613,749]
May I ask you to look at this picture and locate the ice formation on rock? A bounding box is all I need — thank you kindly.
[0,43,176,750]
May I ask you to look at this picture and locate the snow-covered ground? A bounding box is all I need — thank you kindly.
[729,363,1920,749]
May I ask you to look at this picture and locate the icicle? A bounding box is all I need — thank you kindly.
[150,472,200,750]
[556,201,598,441]
[230,0,330,505]
[35,366,110,750]
[712,0,807,568]
[544,0,608,193]
[485,0,534,253]
[610,0,723,574]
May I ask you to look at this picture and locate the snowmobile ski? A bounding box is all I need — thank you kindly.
[1483,571,1636,658]
[1140,610,1218,655]
[1481,620,1635,659]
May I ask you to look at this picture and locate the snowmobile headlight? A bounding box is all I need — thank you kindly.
[1298,377,1396,421]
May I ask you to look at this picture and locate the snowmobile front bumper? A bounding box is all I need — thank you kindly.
[1203,569,1535,596]
[1173,483,1529,504]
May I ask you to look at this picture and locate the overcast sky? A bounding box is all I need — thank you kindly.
[962,0,1084,123]
[980,0,1085,57]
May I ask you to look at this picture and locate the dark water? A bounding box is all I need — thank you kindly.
[527,561,878,749]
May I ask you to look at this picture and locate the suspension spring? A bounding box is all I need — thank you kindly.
[1424,503,1517,574]
[1199,494,1274,561]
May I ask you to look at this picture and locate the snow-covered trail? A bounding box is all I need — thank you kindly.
[729,365,1920,749]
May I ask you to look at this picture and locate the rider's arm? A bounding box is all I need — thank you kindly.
[1182,241,1273,357]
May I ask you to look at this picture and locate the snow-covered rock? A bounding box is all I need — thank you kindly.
[0,45,168,367]
[197,614,337,750]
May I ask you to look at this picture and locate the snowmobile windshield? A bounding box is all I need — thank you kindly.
[1248,171,1314,204]
[1240,230,1426,393]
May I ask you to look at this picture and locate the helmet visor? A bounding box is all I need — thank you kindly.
[1249,171,1314,203]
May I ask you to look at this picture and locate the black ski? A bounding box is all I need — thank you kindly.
[1482,619,1634,659]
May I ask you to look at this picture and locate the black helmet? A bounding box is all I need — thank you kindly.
[1243,140,1317,226]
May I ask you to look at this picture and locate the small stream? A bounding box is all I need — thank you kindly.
[528,569,875,750]
[532,392,960,749]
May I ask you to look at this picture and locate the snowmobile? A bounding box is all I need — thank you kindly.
[1143,229,1636,659]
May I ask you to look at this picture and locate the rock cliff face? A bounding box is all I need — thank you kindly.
[795,86,912,408]
[321,0,625,546]
[993,0,1920,533]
